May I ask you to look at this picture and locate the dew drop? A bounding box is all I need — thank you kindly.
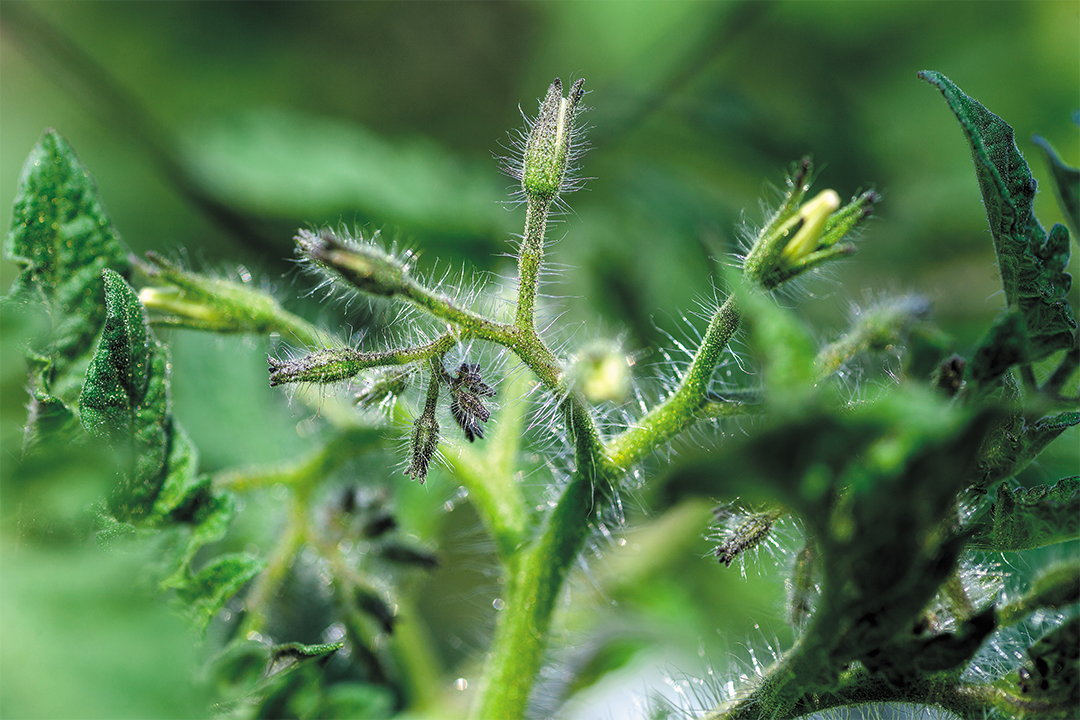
[454,678,468,691]
[492,598,506,611]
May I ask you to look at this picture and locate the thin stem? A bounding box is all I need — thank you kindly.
[400,280,513,344]
[515,195,552,332]
[239,495,307,639]
[211,427,383,493]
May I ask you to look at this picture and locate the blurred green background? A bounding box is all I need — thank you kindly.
[2,2,1078,718]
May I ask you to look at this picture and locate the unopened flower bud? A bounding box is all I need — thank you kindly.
[406,369,442,483]
[355,367,413,409]
[268,347,366,387]
[714,508,784,567]
[297,229,411,298]
[521,78,585,201]
[779,190,841,265]
[570,341,631,404]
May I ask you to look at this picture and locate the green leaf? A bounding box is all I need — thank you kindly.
[79,269,170,519]
[265,641,346,679]
[966,310,1028,388]
[920,71,1076,361]
[184,107,508,239]
[998,563,1080,626]
[176,553,265,635]
[976,411,1080,492]
[1016,617,1080,708]
[3,129,131,398]
[1033,135,1080,238]
[971,476,1080,551]
[0,543,211,719]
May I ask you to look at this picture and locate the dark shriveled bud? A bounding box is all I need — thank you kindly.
[449,362,496,442]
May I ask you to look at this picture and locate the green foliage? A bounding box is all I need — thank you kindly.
[920,71,1077,363]
[3,66,1077,720]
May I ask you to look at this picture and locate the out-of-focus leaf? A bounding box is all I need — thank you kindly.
[920,71,1076,361]
[183,108,509,239]
[976,411,1080,492]
[79,269,170,519]
[1033,135,1080,238]
[860,608,996,686]
[176,553,265,635]
[1015,617,1080,708]
[319,683,395,719]
[0,543,210,719]
[971,477,1080,551]
[998,563,1080,627]
[665,391,997,714]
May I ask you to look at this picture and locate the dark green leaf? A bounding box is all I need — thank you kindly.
[79,269,170,519]
[1016,617,1079,707]
[971,477,1080,551]
[1033,135,1080,238]
[860,607,996,685]
[3,129,131,402]
[976,411,1080,492]
[966,310,1028,388]
[920,71,1076,361]
[176,553,265,635]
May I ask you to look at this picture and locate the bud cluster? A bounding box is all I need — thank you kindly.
[405,360,497,483]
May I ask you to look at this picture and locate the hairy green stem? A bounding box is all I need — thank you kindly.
[607,295,741,468]
[474,397,608,719]
[515,195,551,332]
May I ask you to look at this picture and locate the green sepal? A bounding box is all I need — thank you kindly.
[971,477,1080,552]
[175,553,265,635]
[79,269,171,519]
[920,71,1076,361]
[1033,135,1080,238]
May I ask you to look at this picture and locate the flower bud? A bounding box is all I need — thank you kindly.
[521,78,585,201]
[297,229,411,298]
[779,189,841,265]
[569,340,631,404]
[743,161,879,291]
[406,370,442,483]
[355,367,413,410]
[268,347,366,387]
